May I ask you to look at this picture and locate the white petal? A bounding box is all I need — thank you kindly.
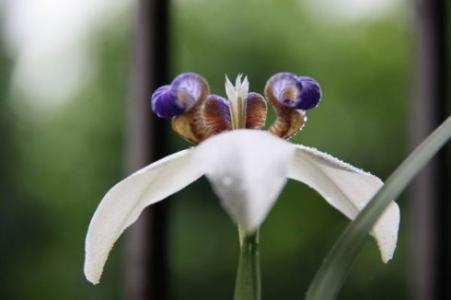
[235,73,242,87]
[193,130,295,233]
[239,75,249,98]
[225,75,236,101]
[84,149,203,284]
[287,145,400,262]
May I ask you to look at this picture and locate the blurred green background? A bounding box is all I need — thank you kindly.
[0,0,437,298]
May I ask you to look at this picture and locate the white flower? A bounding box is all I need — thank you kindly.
[84,74,400,285]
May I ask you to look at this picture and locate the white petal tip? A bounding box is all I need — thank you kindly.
[225,75,234,89]
[241,75,248,87]
[225,75,236,101]
[240,76,249,97]
[235,73,243,85]
[380,242,395,264]
[382,256,393,264]
[84,269,101,285]
[373,202,400,264]
[84,257,103,284]
[88,278,100,285]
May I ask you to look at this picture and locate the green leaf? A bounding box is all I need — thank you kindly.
[306,116,451,300]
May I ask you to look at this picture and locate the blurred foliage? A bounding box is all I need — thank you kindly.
[0,0,432,299]
[0,27,129,299]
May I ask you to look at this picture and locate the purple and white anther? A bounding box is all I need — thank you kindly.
[268,72,321,110]
[151,72,207,118]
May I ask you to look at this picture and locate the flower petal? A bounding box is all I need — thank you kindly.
[225,75,237,103]
[287,145,400,262]
[193,130,295,233]
[245,92,267,129]
[203,94,232,135]
[84,149,203,284]
[225,75,249,129]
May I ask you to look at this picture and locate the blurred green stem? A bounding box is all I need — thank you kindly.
[306,115,451,300]
[234,227,261,300]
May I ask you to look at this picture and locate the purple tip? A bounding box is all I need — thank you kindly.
[151,72,208,118]
[296,76,322,110]
[268,72,322,110]
[171,72,206,108]
[151,85,185,118]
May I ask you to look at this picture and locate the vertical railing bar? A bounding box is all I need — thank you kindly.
[435,0,449,298]
[411,0,449,299]
[124,0,170,299]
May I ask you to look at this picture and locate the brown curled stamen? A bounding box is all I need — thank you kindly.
[265,83,306,139]
[171,107,204,144]
[171,78,210,144]
[245,92,267,129]
[203,95,232,138]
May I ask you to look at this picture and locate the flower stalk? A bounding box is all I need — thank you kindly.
[234,228,261,300]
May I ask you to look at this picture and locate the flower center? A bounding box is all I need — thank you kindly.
[151,72,321,143]
[225,75,249,129]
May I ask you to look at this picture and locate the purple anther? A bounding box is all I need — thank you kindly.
[151,85,185,118]
[267,72,321,110]
[151,72,208,118]
[296,76,321,110]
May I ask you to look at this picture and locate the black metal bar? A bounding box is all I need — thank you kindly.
[124,0,170,299]
[434,2,450,299]
[411,0,449,299]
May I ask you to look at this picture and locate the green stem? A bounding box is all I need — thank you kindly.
[306,116,451,300]
[234,227,261,300]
